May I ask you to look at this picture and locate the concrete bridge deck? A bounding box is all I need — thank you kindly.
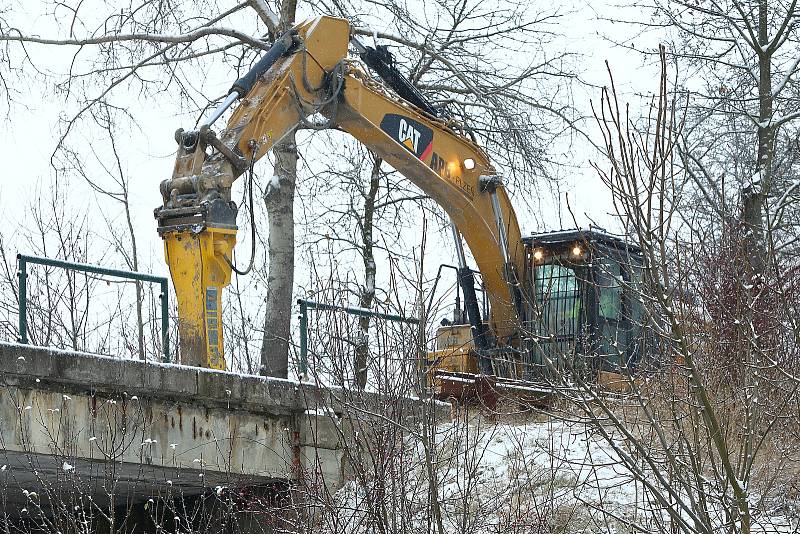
[0,342,367,525]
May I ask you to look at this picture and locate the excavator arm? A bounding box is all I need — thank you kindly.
[155,16,526,369]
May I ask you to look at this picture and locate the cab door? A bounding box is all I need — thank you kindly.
[532,262,585,373]
[594,255,647,372]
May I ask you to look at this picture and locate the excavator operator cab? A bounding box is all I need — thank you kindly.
[522,229,650,382]
[428,229,653,397]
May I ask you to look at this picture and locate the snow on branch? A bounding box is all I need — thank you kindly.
[772,54,800,98]
[249,0,279,31]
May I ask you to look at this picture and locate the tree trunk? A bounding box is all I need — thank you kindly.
[743,0,774,279]
[260,135,297,378]
[258,0,297,379]
[123,195,145,360]
[355,156,381,389]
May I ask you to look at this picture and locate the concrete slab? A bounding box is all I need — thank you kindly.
[0,341,446,529]
[0,342,349,520]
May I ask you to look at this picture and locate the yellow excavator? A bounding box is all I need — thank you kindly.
[154,16,650,396]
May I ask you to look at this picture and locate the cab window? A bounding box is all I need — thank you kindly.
[597,261,622,320]
[535,264,581,336]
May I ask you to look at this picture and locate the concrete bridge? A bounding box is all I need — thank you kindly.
[0,342,381,531]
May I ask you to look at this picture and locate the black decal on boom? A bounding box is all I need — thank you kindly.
[380,114,433,159]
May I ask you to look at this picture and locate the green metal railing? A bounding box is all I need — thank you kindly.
[297,298,419,376]
[17,254,171,363]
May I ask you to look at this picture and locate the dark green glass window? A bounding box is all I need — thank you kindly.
[597,262,622,320]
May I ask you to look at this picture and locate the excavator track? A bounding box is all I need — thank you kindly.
[433,371,553,409]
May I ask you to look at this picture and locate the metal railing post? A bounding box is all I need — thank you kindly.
[296,298,418,378]
[17,255,27,343]
[15,254,169,361]
[160,280,170,363]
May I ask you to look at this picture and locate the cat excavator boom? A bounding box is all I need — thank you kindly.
[154,15,526,377]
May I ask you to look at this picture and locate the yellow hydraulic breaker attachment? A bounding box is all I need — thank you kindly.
[161,226,236,369]
[154,17,349,369]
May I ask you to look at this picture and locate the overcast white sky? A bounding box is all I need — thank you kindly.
[0,0,665,359]
[0,0,661,256]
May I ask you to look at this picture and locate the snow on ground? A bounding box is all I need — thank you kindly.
[321,417,799,533]
[425,417,642,533]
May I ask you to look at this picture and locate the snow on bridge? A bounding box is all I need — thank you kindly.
[0,341,355,516]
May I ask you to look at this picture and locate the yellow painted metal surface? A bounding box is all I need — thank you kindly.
[434,324,474,352]
[334,79,524,343]
[224,16,351,164]
[428,324,477,377]
[429,348,477,372]
[163,227,236,369]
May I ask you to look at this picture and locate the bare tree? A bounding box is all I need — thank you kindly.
[0,0,284,368]
[254,0,301,378]
[56,103,149,359]
[625,0,800,274]
[526,46,800,534]
[1,0,579,377]
[0,180,166,360]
